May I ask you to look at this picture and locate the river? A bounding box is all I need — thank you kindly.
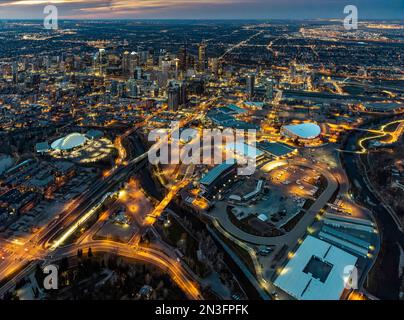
[341,120,404,300]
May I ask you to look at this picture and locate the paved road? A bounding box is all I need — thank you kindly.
[210,160,338,248]
[0,157,147,295]
[0,240,203,300]
[342,129,404,299]
[49,241,203,300]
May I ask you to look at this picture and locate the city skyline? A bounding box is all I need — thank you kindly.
[0,2,403,305]
[0,0,403,20]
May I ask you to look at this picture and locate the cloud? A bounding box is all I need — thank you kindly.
[0,0,401,19]
[0,0,239,9]
[0,0,250,18]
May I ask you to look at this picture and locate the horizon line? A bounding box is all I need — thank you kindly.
[0,18,403,21]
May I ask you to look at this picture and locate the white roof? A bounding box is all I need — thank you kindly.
[257,214,268,222]
[225,142,263,159]
[51,133,87,151]
[274,235,357,300]
[283,123,321,139]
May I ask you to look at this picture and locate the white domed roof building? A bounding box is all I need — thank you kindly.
[51,133,88,151]
[281,123,322,143]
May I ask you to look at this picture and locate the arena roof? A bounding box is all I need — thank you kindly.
[51,133,88,151]
[258,141,296,157]
[225,142,263,160]
[282,123,321,140]
[199,161,236,187]
[274,235,357,300]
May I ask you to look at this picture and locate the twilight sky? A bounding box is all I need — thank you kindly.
[0,0,402,20]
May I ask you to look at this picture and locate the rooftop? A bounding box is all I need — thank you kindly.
[199,161,236,186]
[282,123,321,140]
[258,141,296,157]
[51,133,88,151]
[274,235,357,300]
[226,142,264,160]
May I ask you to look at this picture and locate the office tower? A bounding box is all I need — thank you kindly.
[246,73,256,99]
[290,60,297,80]
[209,58,221,77]
[174,58,180,79]
[135,67,142,80]
[264,78,274,100]
[136,50,146,65]
[122,51,130,76]
[129,52,139,78]
[168,85,180,111]
[127,79,138,97]
[167,80,187,111]
[146,54,154,68]
[178,45,188,72]
[99,49,107,75]
[161,57,171,74]
[198,42,207,72]
[94,48,108,76]
[43,56,50,70]
[178,81,187,107]
[12,61,18,84]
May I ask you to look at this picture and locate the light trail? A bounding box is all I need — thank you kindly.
[49,191,117,251]
[355,119,404,154]
[144,179,190,226]
[220,30,264,59]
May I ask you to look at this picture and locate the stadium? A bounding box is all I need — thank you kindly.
[51,133,88,151]
[281,123,322,144]
[46,131,115,164]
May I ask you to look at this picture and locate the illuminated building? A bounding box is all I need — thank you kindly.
[209,58,221,77]
[122,51,130,76]
[246,73,255,99]
[178,45,187,72]
[51,133,88,151]
[127,79,138,98]
[199,162,237,197]
[168,85,180,111]
[129,51,139,77]
[94,48,108,76]
[135,66,142,80]
[274,235,358,300]
[264,78,274,100]
[257,141,297,159]
[281,123,322,142]
[168,80,187,111]
[198,42,207,72]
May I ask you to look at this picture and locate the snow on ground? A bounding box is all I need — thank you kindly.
[16,272,45,300]
[203,272,231,299]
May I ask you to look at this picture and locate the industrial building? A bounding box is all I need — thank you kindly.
[274,235,358,300]
[199,162,237,197]
[257,141,297,159]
